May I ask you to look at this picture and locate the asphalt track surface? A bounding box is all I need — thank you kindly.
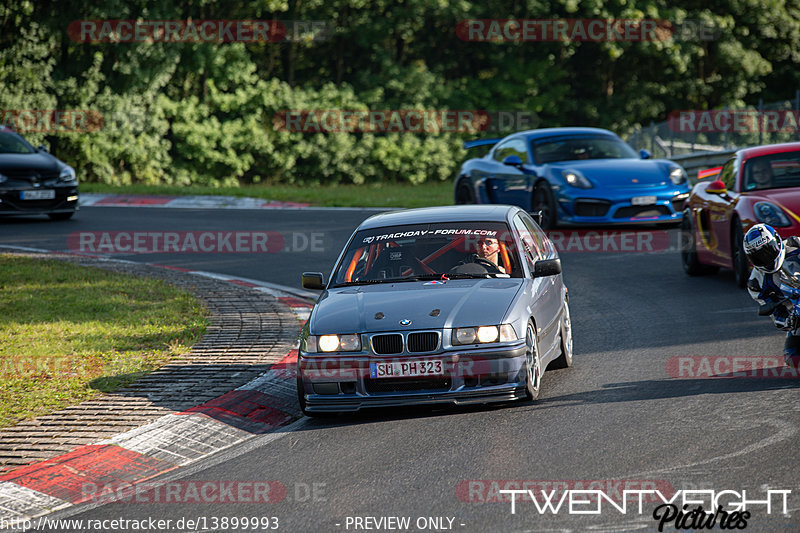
[3,207,799,532]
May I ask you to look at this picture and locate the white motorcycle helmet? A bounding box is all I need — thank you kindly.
[743,224,785,274]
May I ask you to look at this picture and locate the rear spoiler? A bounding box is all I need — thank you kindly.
[697,166,722,180]
[463,138,503,150]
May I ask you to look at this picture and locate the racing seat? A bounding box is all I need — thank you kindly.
[367,245,421,278]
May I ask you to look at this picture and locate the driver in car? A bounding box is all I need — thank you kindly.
[476,237,507,273]
[747,159,774,190]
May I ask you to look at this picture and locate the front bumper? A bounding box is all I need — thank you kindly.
[556,187,688,225]
[298,342,528,412]
[0,184,79,216]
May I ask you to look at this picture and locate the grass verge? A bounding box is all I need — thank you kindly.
[0,255,207,429]
[80,181,455,208]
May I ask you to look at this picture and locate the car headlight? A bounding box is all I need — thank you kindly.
[669,167,687,185]
[307,334,361,353]
[58,165,76,183]
[452,324,517,345]
[0,173,6,184]
[754,201,791,227]
[562,170,593,189]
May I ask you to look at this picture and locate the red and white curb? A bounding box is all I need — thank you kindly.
[78,193,393,212]
[0,246,316,525]
[79,193,310,210]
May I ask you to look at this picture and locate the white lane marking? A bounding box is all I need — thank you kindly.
[630,417,797,476]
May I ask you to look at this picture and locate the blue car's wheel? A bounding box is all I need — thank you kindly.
[524,321,541,401]
[455,180,474,204]
[532,182,557,229]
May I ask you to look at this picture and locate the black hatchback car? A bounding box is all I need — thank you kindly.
[0,126,79,220]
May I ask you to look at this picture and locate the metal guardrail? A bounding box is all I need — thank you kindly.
[669,149,737,184]
[626,92,800,162]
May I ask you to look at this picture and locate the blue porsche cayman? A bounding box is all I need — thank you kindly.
[454,127,690,229]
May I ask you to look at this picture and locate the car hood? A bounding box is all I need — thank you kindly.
[544,158,675,188]
[310,278,524,334]
[744,188,800,219]
[0,152,61,174]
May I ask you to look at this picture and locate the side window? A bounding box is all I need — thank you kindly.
[519,214,548,260]
[718,159,735,190]
[512,215,537,273]
[493,139,528,163]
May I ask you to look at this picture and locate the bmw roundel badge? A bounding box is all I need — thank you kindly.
[399,319,412,326]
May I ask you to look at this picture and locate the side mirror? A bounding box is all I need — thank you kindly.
[532,210,543,226]
[37,145,49,152]
[705,179,727,195]
[302,272,325,290]
[533,258,562,277]
[502,155,523,167]
[639,149,651,159]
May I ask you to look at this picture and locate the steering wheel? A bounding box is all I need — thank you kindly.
[472,256,503,273]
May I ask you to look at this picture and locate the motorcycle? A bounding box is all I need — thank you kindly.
[757,255,800,328]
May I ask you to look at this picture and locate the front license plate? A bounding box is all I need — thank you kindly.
[21,189,55,200]
[631,195,656,206]
[370,360,443,378]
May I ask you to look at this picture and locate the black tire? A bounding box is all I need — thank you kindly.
[455,180,475,204]
[681,211,718,276]
[732,221,751,289]
[48,211,74,221]
[523,321,542,401]
[532,182,557,230]
[550,301,573,369]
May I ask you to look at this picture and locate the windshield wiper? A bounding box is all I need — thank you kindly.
[332,279,397,287]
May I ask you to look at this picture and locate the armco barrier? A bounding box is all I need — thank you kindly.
[669,149,737,184]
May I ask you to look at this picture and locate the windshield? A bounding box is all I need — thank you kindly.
[532,134,638,164]
[743,152,800,191]
[331,222,523,286]
[0,131,36,154]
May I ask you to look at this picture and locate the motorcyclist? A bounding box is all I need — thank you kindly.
[744,224,800,368]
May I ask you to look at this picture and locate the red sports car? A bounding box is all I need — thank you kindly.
[682,142,800,287]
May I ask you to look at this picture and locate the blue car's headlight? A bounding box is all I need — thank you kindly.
[307,334,361,353]
[562,170,593,189]
[669,167,687,185]
[58,165,77,183]
[754,202,791,227]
